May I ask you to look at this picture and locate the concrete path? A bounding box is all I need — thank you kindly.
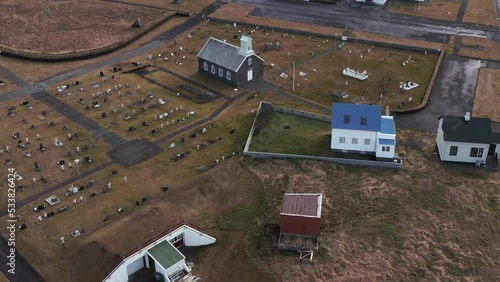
[32,91,127,147]
[0,65,28,87]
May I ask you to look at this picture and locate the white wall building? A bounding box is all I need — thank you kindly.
[330,103,396,160]
[103,222,216,282]
[436,114,500,164]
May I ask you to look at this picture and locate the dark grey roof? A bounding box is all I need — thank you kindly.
[440,116,492,143]
[197,37,263,72]
[492,132,500,144]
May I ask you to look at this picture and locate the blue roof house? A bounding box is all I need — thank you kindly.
[330,103,396,160]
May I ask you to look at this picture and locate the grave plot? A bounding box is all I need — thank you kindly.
[143,69,220,104]
[0,97,110,202]
[0,76,18,95]
[268,42,438,110]
[47,66,224,141]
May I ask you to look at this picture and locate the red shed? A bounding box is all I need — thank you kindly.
[279,193,322,237]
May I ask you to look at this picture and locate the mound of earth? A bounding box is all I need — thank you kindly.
[0,0,168,54]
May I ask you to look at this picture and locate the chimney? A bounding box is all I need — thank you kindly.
[464,112,471,121]
[238,35,254,57]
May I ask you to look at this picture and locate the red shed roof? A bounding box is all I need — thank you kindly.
[280,193,322,218]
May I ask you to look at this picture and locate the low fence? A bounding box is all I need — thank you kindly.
[244,151,403,169]
[244,101,403,169]
[272,105,330,122]
[0,12,182,62]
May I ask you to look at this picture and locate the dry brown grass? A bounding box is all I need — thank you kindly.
[248,130,500,281]
[212,4,444,50]
[459,36,500,61]
[0,272,8,282]
[463,0,499,26]
[47,67,224,141]
[472,68,500,122]
[211,4,345,36]
[388,0,461,21]
[0,76,18,95]
[118,0,216,13]
[0,1,168,53]
[0,16,188,84]
[0,97,111,203]
[267,42,437,110]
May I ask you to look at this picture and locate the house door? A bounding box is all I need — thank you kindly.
[247,68,253,81]
[488,144,496,156]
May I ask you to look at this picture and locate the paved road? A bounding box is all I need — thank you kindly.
[236,0,495,43]
[0,235,44,282]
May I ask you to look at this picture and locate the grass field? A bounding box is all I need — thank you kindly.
[462,0,499,26]
[0,16,188,84]
[249,112,332,156]
[268,42,438,110]
[245,130,500,281]
[118,0,216,13]
[459,36,500,61]
[388,0,461,21]
[472,68,500,122]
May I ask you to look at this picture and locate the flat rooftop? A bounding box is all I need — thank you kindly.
[280,193,322,218]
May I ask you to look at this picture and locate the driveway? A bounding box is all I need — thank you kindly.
[395,55,483,132]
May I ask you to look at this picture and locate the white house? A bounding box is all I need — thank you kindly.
[355,0,387,6]
[103,222,216,282]
[436,114,500,164]
[330,103,396,161]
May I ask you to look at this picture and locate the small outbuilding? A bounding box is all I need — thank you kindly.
[278,193,322,252]
[197,35,264,87]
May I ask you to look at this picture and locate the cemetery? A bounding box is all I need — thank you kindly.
[268,42,438,110]
[48,66,224,141]
[0,97,111,202]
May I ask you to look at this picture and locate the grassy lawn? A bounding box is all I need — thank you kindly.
[459,36,500,61]
[463,0,499,26]
[472,68,500,122]
[388,0,461,21]
[268,42,438,111]
[249,112,331,155]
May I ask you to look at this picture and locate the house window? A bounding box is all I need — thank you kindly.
[364,139,370,145]
[226,71,231,80]
[248,58,252,65]
[203,62,208,71]
[449,146,458,156]
[343,115,350,124]
[339,137,345,143]
[470,147,484,157]
[219,68,223,77]
[382,146,391,152]
[211,65,215,74]
[360,116,367,125]
[352,138,358,145]
[169,234,183,244]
